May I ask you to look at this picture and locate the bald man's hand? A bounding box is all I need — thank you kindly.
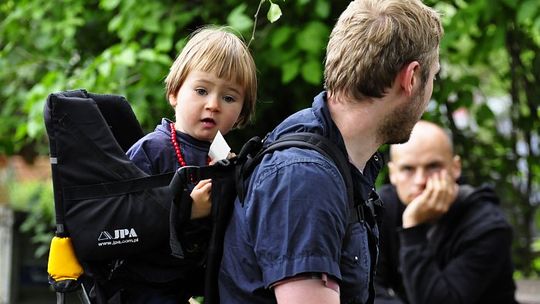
[402,170,458,228]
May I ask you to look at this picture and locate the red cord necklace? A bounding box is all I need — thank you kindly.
[169,122,211,169]
[170,122,188,167]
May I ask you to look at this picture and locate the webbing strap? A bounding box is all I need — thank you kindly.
[239,132,357,221]
[63,172,174,200]
[168,160,237,259]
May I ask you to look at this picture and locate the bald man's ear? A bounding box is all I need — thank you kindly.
[451,155,462,181]
[388,161,398,185]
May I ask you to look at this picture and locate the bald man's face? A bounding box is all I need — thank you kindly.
[388,124,461,204]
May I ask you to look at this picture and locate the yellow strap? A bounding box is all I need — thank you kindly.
[47,236,83,281]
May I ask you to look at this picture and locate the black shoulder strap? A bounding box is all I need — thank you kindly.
[237,132,354,212]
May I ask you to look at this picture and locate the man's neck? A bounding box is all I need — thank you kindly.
[343,133,379,172]
[327,94,381,172]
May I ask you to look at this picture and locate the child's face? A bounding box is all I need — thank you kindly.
[169,70,245,142]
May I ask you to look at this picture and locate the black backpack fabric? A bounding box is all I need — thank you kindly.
[44,89,375,303]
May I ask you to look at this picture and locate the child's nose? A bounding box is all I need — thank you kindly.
[205,95,220,111]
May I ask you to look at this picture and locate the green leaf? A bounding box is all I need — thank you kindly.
[282,59,300,83]
[98,60,112,76]
[116,47,137,66]
[301,58,322,85]
[155,35,172,53]
[35,244,50,258]
[315,0,330,19]
[296,21,330,55]
[270,26,292,48]
[227,4,253,33]
[109,15,122,32]
[26,120,40,138]
[100,0,121,11]
[533,19,540,45]
[517,0,539,24]
[267,3,282,23]
[138,49,171,65]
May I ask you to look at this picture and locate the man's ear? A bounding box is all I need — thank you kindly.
[451,155,462,181]
[169,94,177,107]
[399,61,420,96]
[388,161,398,185]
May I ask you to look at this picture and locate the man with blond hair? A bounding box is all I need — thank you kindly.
[219,0,443,303]
[374,120,517,304]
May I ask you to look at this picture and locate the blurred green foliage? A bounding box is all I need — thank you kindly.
[1,0,539,275]
[8,180,55,258]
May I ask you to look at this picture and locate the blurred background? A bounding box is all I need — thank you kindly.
[0,0,539,303]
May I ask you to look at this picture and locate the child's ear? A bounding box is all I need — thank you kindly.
[234,110,248,129]
[169,94,177,107]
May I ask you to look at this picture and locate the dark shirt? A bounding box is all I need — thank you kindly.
[219,92,382,304]
[127,118,210,177]
[375,184,518,304]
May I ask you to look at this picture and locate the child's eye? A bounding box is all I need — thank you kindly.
[195,88,207,96]
[223,95,236,103]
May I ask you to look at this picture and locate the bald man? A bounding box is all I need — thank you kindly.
[374,120,517,304]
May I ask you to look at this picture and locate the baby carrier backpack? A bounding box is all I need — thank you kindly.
[44,89,177,303]
[44,89,381,304]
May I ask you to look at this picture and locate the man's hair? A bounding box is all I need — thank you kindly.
[324,0,443,100]
[165,26,257,128]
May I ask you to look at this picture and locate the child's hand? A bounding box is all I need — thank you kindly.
[190,179,212,219]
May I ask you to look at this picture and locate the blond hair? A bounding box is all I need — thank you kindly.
[165,26,257,128]
[325,0,443,100]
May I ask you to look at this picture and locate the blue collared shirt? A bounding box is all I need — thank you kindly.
[219,92,382,304]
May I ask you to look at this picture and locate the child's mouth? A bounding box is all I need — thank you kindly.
[201,118,216,127]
